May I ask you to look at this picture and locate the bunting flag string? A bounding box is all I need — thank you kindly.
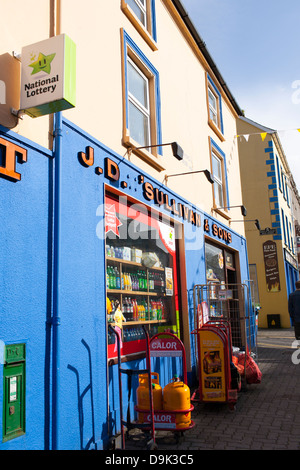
[236,128,300,142]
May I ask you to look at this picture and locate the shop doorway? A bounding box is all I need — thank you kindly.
[204,241,244,348]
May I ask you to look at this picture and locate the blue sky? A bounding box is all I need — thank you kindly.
[180,0,300,191]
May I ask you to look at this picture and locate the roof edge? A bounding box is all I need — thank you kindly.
[171,0,243,116]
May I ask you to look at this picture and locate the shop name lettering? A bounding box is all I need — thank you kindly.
[0,139,229,241]
[0,138,200,228]
[78,146,202,228]
[24,75,59,97]
[204,218,232,243]
[143,181,201,227]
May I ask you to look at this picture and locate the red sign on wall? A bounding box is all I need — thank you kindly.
[105,204,122,237]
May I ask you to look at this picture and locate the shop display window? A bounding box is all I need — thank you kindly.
[105,193,180,360]
[205,241,238,319]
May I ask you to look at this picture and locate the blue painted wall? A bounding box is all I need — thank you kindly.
[0,118,253,449]
[0,128,52,449]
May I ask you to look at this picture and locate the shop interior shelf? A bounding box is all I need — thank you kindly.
[106,256,165,271]
[109,319,168,326]
[107,289,163,296]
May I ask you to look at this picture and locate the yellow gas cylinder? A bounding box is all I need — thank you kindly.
[163,375,191,429]
[136,373,162,423]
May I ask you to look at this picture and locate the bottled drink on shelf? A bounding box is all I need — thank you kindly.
[143,300,148,321]
[137,300,146,321]
[143,270,148,291]
[133,273,139,291]
[106,266,110,289]
[128,273,132,291]
[156,300,162,320]
[133,298,138,321]
[115,266,120,289]
[108,266,116,289]
[151,300,157,320]
[123,272,131,291]
[137,270,142,291]
[127,297,133,321]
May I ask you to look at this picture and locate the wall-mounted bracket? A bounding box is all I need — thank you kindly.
[12,51,21,61]
[11,108,25,120]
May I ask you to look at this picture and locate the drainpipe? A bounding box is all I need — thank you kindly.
[50,0,62,450]
[52,111,63,450]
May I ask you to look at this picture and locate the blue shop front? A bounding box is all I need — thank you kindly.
[0,117,254,450]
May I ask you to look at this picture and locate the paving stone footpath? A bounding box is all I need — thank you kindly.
[124,328,300,451]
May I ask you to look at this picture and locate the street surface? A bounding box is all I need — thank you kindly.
[123,328,300,451]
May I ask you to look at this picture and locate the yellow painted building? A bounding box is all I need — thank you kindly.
[237,117,299,328]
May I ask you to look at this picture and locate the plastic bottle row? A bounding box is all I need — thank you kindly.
[107,296,168,323]
[106,265,165,293]
[108,325,160,345]
[108,327,146,345]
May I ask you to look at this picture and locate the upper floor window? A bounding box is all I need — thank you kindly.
[281,209,287,245]
[127,0,147,27]
[276,156,282,191]
[210,138,229,215]
[127,57,151,147]
[121,0,157,50]
[208,87,219,127]
[206,74,224,141]
[212,150,224,207]
[121,30,163,171]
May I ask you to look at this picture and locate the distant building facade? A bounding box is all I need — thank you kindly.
[237,116,299,328]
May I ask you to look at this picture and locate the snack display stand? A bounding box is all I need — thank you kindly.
[191,304,239,410]
[134,332,195,440]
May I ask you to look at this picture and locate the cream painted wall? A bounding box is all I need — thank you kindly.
[1,0,244,236]
[1,0,51,148]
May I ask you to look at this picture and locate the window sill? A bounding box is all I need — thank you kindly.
[208,119,225,142]
[121,2,158,51]
[212,207,231,220]
[123,134,166,172]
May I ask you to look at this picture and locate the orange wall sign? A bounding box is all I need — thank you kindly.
[0,137,27,181]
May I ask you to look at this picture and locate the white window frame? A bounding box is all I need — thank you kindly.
[208,87,219,127]
[121,0,157,51]
[121,29,163,171]
[212,150,225,208]
[206,74,225,141]
[127,56,151,148]
[127,0,147,28]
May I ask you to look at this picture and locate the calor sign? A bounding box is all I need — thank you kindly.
[150,337,183,357]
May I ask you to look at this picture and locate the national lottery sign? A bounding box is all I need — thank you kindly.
[20,34,76,118]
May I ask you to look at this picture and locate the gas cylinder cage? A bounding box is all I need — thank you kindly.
[192,282,258,367]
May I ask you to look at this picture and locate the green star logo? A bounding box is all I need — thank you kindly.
[29,52,56,75]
